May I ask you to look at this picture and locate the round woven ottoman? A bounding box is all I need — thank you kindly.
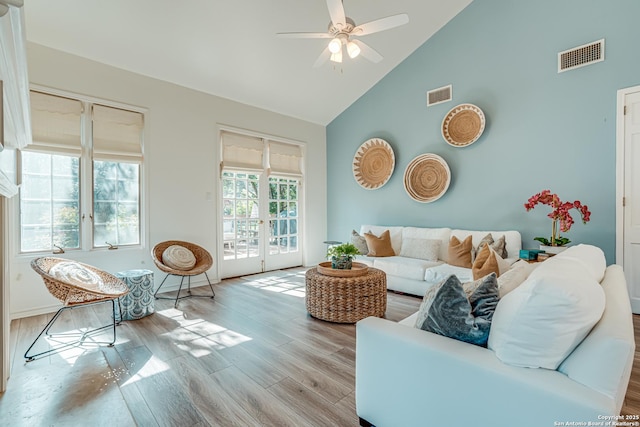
[305,267,387,323]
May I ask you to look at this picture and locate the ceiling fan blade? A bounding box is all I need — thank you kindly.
[313,47,331,68]
[352,14,409,36]
[326,0,346,29]
[352,40,383,63]
[276,32,332,39]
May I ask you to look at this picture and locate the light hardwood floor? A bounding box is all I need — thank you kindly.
[1,267,639,426]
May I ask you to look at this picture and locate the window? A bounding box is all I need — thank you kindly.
[20,153,80,251]
[18,90,144,253]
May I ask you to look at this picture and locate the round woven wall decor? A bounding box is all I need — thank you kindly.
[441,103,486,147]
[403,153,451,203]
[353,138,395,190]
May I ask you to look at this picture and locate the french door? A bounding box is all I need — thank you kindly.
[220,171,302,278]
[619,87,640,313]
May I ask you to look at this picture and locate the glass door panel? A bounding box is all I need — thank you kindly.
[265,177,302,271]
[220,172,263,278]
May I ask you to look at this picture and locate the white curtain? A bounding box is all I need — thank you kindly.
[0,3,29,150]
[0,1,29,197]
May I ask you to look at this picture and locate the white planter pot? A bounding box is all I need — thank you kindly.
[539,244,568,255]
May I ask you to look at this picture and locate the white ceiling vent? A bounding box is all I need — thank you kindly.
[558,39,605,73]
[427,84,452,107]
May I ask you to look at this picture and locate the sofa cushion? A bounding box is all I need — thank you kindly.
[488,255,605,369]
[414,273,499,347]
[162,245,197,270]
[49,261,104,291]
[402,227,451,261]
[399,238,440,261]
[351,230,369,255]
[448,235,473,268]
[364,230,395,257]
[424,263,473,284]
[558,265,635,402]
[373,256,442,281]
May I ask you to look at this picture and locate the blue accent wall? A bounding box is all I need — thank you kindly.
[326,0,640,263]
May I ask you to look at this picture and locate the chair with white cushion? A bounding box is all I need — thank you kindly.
[25,257,129,362]
[151,240,215,308]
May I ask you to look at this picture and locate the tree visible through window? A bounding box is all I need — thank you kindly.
[93,161,140,247]
[20,152,80,252]
[269,177,298,254]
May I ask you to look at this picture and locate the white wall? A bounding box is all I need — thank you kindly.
[9,43,327,318]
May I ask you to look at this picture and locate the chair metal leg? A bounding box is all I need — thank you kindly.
[204,272,216,299]
[153,273,216,308]
[153,273,171,298]
[24,298,119,362]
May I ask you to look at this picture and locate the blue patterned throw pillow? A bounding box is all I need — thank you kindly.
[414,273,499,347]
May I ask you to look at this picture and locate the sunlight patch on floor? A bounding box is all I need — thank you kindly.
[240,273,306,298]
[122,354,170,386]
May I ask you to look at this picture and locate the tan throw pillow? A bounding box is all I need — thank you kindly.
[448,235,473,268]
[364,230,395,257]
[473,245,511,280]
[472,245,499,280]
[162,245,197,270]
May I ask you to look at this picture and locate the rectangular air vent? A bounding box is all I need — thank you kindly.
[427,84,452,107]
[558,39,604,73]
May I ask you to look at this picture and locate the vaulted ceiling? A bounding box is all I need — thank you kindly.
[24,0,472,125]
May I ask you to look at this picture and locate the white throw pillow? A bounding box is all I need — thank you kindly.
[547,244,607,283]
[488,258,605,369]
[424,263,473,284]
[399,238,441,261]
[49,261,104,291]
[162,245,197,270]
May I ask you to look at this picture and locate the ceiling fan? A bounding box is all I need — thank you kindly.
[277,0,409,67]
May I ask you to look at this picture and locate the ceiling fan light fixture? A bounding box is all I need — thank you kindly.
[328,37,342,54]
[347,41,361,59]
[330,50,343,63]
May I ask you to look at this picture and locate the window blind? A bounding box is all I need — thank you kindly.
[220,131,264,172]
[28,91,83,155]
[92,104,144,162]
[269,141,302,177]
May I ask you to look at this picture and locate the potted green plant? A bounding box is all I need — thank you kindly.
[327,243,360,269]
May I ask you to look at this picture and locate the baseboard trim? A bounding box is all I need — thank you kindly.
[11,278,218,320]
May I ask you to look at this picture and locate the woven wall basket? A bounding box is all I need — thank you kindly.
[403,153,451,203]
[353,138,395,190]
[441,103,486,147]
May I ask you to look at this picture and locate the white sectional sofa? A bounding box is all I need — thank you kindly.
[355,245,635,427]
[356,225,521,296]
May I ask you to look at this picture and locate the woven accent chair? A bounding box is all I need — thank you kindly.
[25,257,129,362]
[151,240,215,308]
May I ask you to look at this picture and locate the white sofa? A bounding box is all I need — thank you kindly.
[356,225,521,296]
[355,245,635,427]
